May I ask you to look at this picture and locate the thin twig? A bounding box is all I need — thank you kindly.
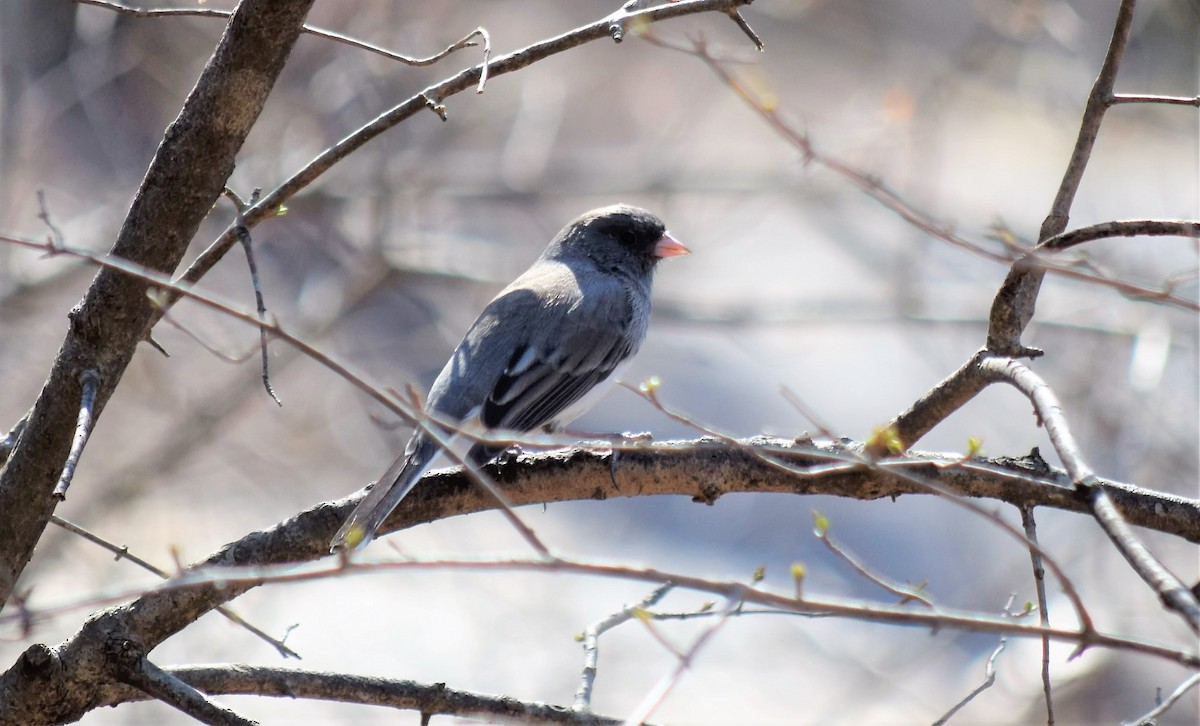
[53,369,100,500]
[779,385,839,441]
[1040,219,1200,251]
[1110,93,1200,107]
[1122,671,1200,726]
[1021,506,1055,725]
[931,638,1007,725]
[725,9,763,50]
[76,0,487,71]
[150,556,1200,667]
[814,515,935,607]
[222,188,281,406]
[680,37,1197,313]
[50,516,300,659]
[624,591,743,725]
[157,310,257,364]
[573,584,674,712]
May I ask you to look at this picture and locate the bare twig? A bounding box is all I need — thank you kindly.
[779,385,839,441]
[52,369,100,500]
[222,188,280,406]
[1040,219,1200,251]
[931,638,1007,726]
[75,0,488,72]
[1021,506,1055,724]
[1110,93,1200,107]
[156,310,258,363]
[573,584,674,712]
[679,36,1198,313]
[1122,671,1200,726]
[725,9,763,50]
[813,513,934,608]
[50,516,300,659]
[624,591,742,724]
[150,558,1200,667]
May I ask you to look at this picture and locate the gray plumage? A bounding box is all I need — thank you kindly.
[331,205,687,552]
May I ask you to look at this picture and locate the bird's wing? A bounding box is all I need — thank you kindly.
[471,262,638,432]
[482,324,635,432]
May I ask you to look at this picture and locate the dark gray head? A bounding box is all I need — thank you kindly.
[544,204,688,276]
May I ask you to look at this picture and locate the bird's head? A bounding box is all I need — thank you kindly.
[548,204,689,274]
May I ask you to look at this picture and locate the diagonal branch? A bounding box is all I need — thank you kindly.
[117,658,256,726]
[980,358,1200,635]
[153,0,755,325]
[0,0,318,609]
[986,0,1137,356]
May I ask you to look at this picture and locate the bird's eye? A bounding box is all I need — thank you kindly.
[612,229,636,247]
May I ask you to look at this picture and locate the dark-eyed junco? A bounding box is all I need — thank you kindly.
[331,205,688,552]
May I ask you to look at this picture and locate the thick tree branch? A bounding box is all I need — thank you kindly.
[0,0,317,608]
[117,658,256,726]
[94,665,628,724]
[1,436,1195,721]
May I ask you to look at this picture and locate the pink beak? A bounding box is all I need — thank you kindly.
[653,232,690,258]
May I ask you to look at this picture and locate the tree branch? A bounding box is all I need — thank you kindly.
[980,358,1200,635]
[986,0,1137,356]
[1040,219,1200,251]
[2,435,1195,721]
[0,0,318,609]
[76,0,488,70]
[117,658,257,726]
[95,665,627,724]
[153,0,755,324]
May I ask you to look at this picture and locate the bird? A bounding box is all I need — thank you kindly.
[330,204,688,552]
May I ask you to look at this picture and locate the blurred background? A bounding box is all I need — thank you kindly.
[1,1,1197,723]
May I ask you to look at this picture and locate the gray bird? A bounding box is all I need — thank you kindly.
[331,205,688,552]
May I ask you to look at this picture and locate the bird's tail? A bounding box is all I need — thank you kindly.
[330,437,436,552]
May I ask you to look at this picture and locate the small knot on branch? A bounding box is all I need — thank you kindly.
[422,95,448,121]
